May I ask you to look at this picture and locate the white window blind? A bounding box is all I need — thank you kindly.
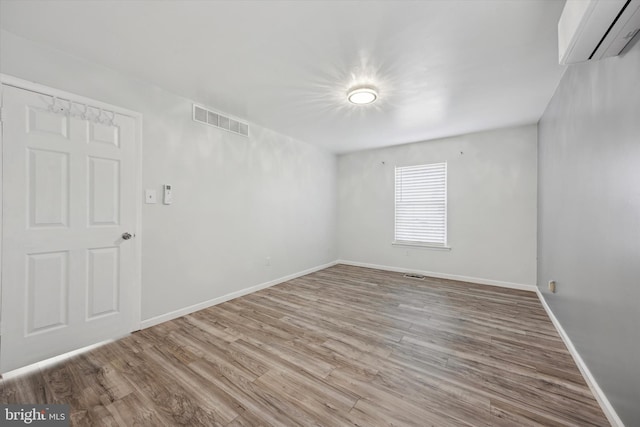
[394,162,447,246]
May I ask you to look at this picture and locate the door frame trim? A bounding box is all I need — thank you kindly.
[0,73,143,336]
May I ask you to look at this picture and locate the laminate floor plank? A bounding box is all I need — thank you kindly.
[1,264,609,426]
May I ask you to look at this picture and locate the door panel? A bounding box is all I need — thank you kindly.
[88,157,120,226]
[87,247,120,319]
[28,148,70,228]
[89,121,119,147]
[26,251,69,334]
[1,84,139,373]
[27,106,69,138]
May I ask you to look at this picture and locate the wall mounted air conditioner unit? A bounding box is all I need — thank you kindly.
[558,0,640,64]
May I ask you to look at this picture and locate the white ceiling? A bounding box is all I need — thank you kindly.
[0,0,566,153]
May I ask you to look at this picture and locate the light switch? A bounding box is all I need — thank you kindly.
[145,189,157,204]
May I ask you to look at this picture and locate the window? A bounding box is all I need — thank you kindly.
[394,162,447,247]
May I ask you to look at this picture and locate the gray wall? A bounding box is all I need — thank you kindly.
[338,125,538,288]
[537,41,640,425]
[1,30,337,323]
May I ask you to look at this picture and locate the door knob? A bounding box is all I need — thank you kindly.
[122,232,133,240]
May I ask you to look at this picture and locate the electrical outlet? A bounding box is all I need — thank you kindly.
[265,257,271,266]
[548,280,556,293]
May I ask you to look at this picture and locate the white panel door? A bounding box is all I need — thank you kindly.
[1,84,140,373]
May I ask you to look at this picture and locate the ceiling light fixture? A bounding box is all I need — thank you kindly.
[347,85,378,105]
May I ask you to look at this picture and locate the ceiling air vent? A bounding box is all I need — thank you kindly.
[193,104,249,137]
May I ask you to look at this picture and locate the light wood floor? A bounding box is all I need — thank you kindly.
[1,264,609,426]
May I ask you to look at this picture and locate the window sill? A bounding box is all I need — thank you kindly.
[392,241,452,251]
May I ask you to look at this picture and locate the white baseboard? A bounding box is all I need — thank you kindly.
[336,259,537,292]
[140,261,338,329]
[536,289,624,427]
[2,338,117,379]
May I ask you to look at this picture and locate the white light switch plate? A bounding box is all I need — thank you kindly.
[145,189,157,204]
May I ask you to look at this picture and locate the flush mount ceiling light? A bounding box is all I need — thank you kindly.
[347,85,378,105]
